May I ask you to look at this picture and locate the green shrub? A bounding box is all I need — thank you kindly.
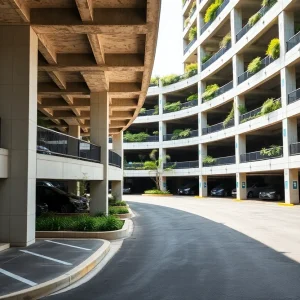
[109,200,127,207]
[188,26,197,41]
[185,63,198,76]
[150,76,160,86]
[153,131,159,136]
[238,105,247,115]
[109,206,129,215]
[144,189,170,194]
[202,84,220,101]
[204,0,223,23]
[223,106,234,127]
[189,1,196,16]
[139,108,146,115]
[171,128,191,140]
[164,101,181,112]
[261,0,277,7]
[203,156,216,165]
[266,38,280,59]
[201,54,213,64]
[260,98,281,115]
[249,12,261,26]
[219,33,231,49]
[184,17,190,28]
[260,145,282,157]
[154,105,159,115]
[124,132,150,142]
[247,57,262,74]
[161,74,180,86]
[187,93,198,101]
[36,215,124,232]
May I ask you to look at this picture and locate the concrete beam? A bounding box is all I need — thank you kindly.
[88,34,105,65]
[8,0,30,22]
[110,111,133,120]
[38,83,90,96]
[38,34,57,64]
[48,71,66,89]
[75,0,93,22]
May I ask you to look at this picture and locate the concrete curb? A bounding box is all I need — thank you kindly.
[0,240,110,300]
[0,243,9,253]
[142,194,173,197]
[36,219,130,240]
[115,208,133,219]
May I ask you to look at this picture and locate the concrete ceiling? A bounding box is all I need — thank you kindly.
[0,0,161,136]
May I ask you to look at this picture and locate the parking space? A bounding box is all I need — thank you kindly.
[0,239,103,296]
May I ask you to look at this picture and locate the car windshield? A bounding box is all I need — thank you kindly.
[50,187,67,195]
[182,182,196,188]
[215,184,224,189]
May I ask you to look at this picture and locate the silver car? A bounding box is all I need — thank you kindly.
[232,183,269,198]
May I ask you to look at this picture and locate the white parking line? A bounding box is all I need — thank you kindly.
[45,240,91,251]
[0,268,37,286]
[20,250,72,266]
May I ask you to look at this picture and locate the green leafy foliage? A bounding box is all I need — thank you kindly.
[185,63,198,77]
[203,156,216,165]
[201,54,213,64]
[204,0,223,23]
[171,128,191,140]
[266,38,280,59]
[247,57,262,74]
[219,33,231,49]
[150,76,160,86]
[154,105,159,115]
[187,93,198,101]
[238,105,247,115]
[139,108,146,115]
[109,200,127,207]
[144,189,171,194]
[161,74,181,86]
[36,215,124,232]
[184,17,191,28]
[124,131,150,142]
[164,101,181,112]
[223,106,234,127]
[260,145,282,157]
[153,131,159,136]
[188,26,197,41]
[249,12,261,26]
[261,0,277,7]
[260,98,281,115]
[109,206,129,215]
[202,84,220,102]
[189,1,196,16]
[295,24,300,34]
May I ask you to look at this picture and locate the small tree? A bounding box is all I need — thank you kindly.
[143,150,173,191]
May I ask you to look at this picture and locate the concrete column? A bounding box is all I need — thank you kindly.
[284,168,299,204]
[159,148,167,191]
[230,8,242,45]
[199,143,207,168]
[159,93,166,115]
[278,11,294,57]
[199,111,207,136]
[0,26,38,246]
[282,117,297,159]
[111,132,123,200]
[236,173,247,200]
[232,54,244,88]
[199,175,208,197]
[235,134,246,164]
[90,92,109,215]
[281,66,296,110]
[160,120,166,144]
[234,95,245,127]
[68,125,80,195]
[198,80,205,104]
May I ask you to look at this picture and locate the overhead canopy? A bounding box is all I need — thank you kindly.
[0,0,161,136]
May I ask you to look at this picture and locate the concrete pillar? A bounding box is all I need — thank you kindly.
[278,11,294,57]
[235,134,246,164]
[68,125,80,195]
[230,8,242,45]
[159,148,167,192]
[199,143,207,168]
[199,175,208,197]
[0,26,38,246]
[284,168,299,204]
[236,173,247,200]
[282,117,297,158]
[281,66,296,110]
[159,93,166,115]
[232,54,244,88]
[199,111,207,136]
[111,132,123,200]
[90,92,109,215]
[234,95,245,127]
[198,80,205,104]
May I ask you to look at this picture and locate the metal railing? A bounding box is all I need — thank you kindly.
[163,129,198,141]
[184,38,197,54]
[163,99,198,114]
[240,146,283,163]
[200,0,229,35]
[238,56,276,85]
[288,88,300,105]
[37,126,101,163]
[202,118,234,135]
[212,81,233,99]
[287,31,300,52]
[162,69,198,87]
[109,150,121,168]
[290,142,300,156]
[202,42,231,70]
[123,136,159,143]
[236,4,275,42]
[203,155,235,167]
[139,109,157,116]
[164,160,199,169]
[124,163,144,170]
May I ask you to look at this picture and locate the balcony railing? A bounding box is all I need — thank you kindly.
[202,42,231,71]
[290,142,300,156]
[163,129,198,141]
[190,5,196,17]
[163,99,198,114]
[124,163,144,170]
[202,119,234,135]
[238,56,276,85]
[212,81,233,99]
[240,146,283,163]
[109,150,121,168]
[236,4,276,42]
[37,126,101,163]
[203,155,235,167]
[164,160,199,169]
[200,0,229,35]
[123,136,159,143]
[288,88,300,105]
[287,31,300,52]
[139,109,157,116]
[184,38,197,54]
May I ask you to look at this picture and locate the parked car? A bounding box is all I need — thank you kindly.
[37,145,51,155]
[178,182,199,195]
[123,184,133,194]
[37,180,67,192]
[36,199,48,217]
[232,183,269,198]
[259,186,283,201]
[211,184,232,197]
[36,186,89,213]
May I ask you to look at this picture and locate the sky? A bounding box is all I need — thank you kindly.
[151,0,183,77]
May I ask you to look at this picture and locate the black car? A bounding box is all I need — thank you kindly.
[36,186,89,213]
[178,182,199,195]
[36,199,48,217]
[259,186,283,201]
[211,184,232,197]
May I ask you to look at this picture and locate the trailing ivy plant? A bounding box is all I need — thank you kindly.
[261,0,277,8]
[161,74,180,86]
[204,0,223,24]
[223,106,234,128]
[260,98,281,115]
[164,101,181,112]
[247,57,262,74]
[219,33,231,49]
[249,12,261,26]
[203,156,216,165]
[188,26,197,42]
[202,84,220,102]
[260,145,282,157]
[201,54,213,64]
[266,38,280,59]
[123,132,150,143]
